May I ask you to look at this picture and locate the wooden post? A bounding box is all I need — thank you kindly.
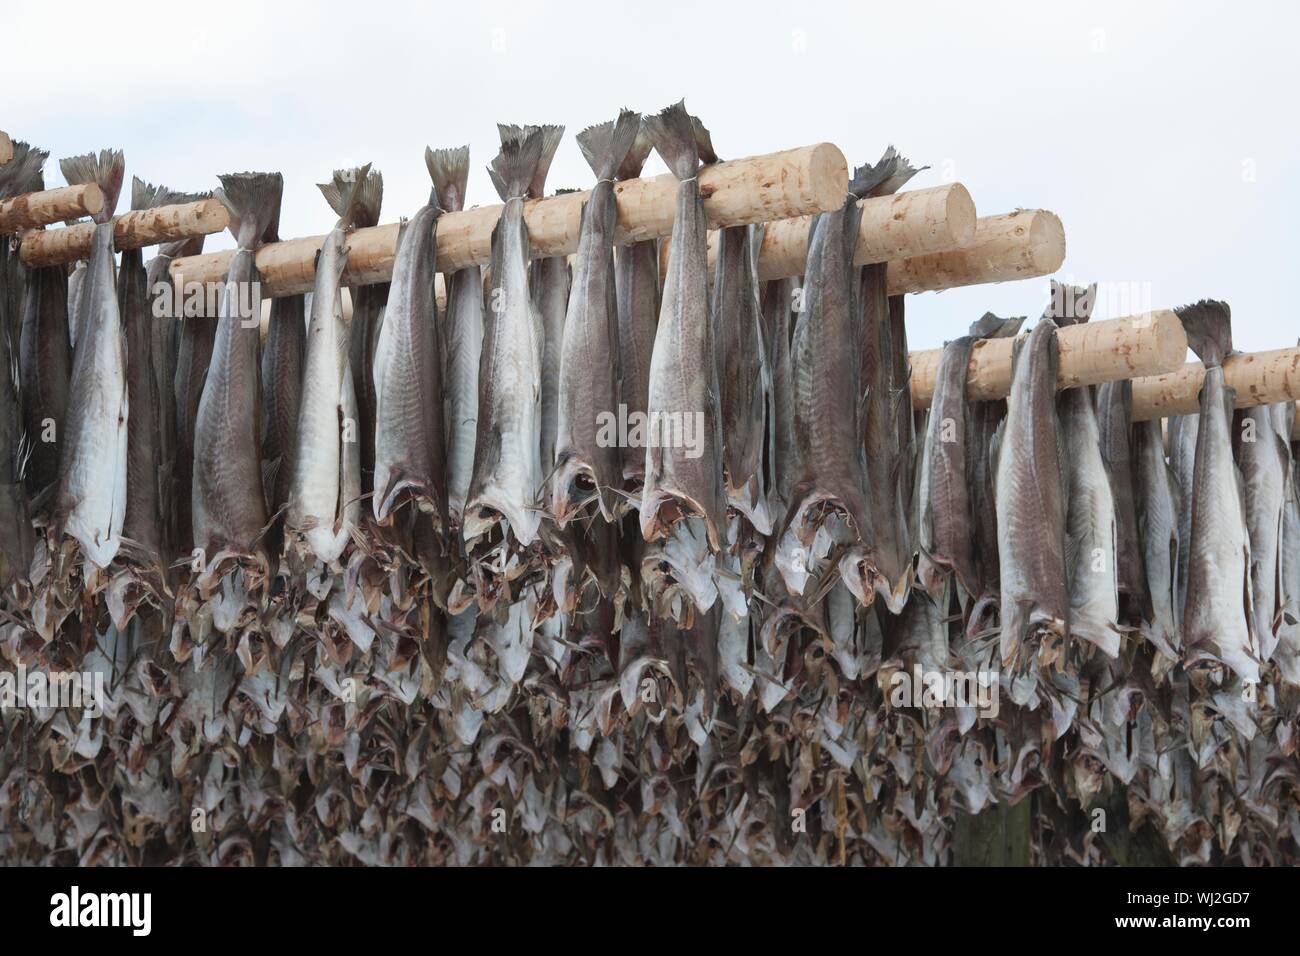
[0,131,12,166]
[0,183,104,234]
[1130,347,1300,429]
[887,210,1065,295]
[910,310,1188,407]
[21,197,229,266]
[169,143,849,298]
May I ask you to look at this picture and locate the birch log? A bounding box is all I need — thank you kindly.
[170,143,848,298]
[0,183,104,233]
[1128,347,1300,436]
[0,132,12,166]
[21,197,229,266]
[910,310,1187,407]
[886,210,1065,294]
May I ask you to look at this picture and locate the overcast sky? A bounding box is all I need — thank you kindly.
[3,0,1294,353]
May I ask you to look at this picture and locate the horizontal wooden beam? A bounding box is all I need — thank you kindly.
[0,183,104,233]
[0,131,12,167]
[886,209,1064,295]
[910,310,1187,407]
[170,143,848,298]
[21,198,228,266]
[1129,348,1300,433]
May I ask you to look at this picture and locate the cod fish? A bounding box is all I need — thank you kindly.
[1168,412,1199,619]
[1133,417,1182,659]
[55,149,128,569]
[1276,442,1300,685]
[996,319,1069,688]
[344,170,386,497]
[714,221,770,534]
[1179,300,1259,683]
[192,171,283,568]
[640,101,725,551]
[286,167,373,565]
[427,145,483,527]
[1053,286,1120,657]
[261,293,305,547]
[760,277,800,528]
[552,108,640,524]
[19,262,70,504]
[1236,402,1291,661]
[374,161,448,531]
[1097,376,1148,612]
[466,125,558,549]
[614,124,657,491]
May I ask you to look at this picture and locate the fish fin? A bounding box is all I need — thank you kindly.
[216,171,285,248]
[60,149,125,222]
[0,141,48,197]
[849,146,926,199]
[318,164,379,229]
[969,311,1026,339]
[616,121,656,181]
[1043,279,1098,326]
[487,127,547,202]
[644,100,711,181]
[424,145,470,213]
[131,178,208,212]
[576,109,641,181]
[1176,299,1233,368]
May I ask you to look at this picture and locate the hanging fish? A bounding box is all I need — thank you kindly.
[1168,411,1199,620]
[54,150,128,569]
[1179,300,1259,683]
[465,125,561,549]
[344,170,386,498]
[1133,417,1182,659]
[261,293,305,554]
[18,259,70,506]
[759,277,800,528]
[286,166,375,565]
[552,108,639,524]
[1097,375,1148,613]
[192,170,283,572]
[1235,401,1291,662]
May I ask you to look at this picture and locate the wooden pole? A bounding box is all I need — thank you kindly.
[170,143,849,298]
[20,198,229,266]
[910,310,1187,407]
[0,183,104,234]
[886,210,1065,295]
[1129,347,1300,432]
[0,131,12,166]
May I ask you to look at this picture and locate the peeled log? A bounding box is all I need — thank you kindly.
[886,210,1064,295]
[170,143,848,298]
[0,183,104,234]
[21,198,230,266]
[1128,347,1300,435]
[910,310,1188,408]
[0,132,12,166]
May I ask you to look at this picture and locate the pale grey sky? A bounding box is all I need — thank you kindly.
[3,0,1295,353]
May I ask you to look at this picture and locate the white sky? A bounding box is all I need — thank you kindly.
[3,0,1295,353]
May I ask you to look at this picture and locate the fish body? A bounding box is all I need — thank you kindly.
[18,265,71,501]
[1133,418,1182,658]
[535,254,570,478]
[1097,378,1147,609]
[261,295,305,521]
[1169,412,1199,618]
[1236,402,1290,661]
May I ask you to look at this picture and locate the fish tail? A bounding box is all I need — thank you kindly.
[969,311,1026,339]
[487,127,548,202]
[59,149,125,222]
[644,100,716,181]
[1043,279,1098,326]
[849,146,925,199]
[318,164,379,229]
[1176,299,1233,367]
[576,109,641,181]
[216,171,284,249]
[424,145,470,212]
[495,123,565,199]
[0,141,48,197]
[131,177,203,212]
[616,120,655,181]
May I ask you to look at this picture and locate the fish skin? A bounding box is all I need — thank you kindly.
[173,309,217,557]
[260,294,305,536]
[1276,435,1300,685]
[760,277,800,523]
[640,101,725,552]
[1169,412,1199,619]
[118,240,163,559]
[535,255,570,478]
[18,265,70,502]
[465,127,552,548]
[1178,300,1259,683]
[713,223,771,534]
[1235,402,1290,662]
[614,124,658,490]
[57,221,128,568]
[996,318,1069,679]
[1133,417,1182,658]
[1097,378,1148,609]
[192,171,283,561]
[552,109,640,525]
[372,172,447,534]
[917,335,979,597]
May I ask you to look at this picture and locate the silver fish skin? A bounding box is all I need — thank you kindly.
[917,335,979,598]
[1276,446,1300,685]
[1097,378,1147,608]
[1168,412,1199,619]
[996,319,1068,680]
[614,125,657,490]
[553,109,640,525]
[465,127,556,548]
[1236,402,1291,661]
[373,175,447,530]
[18,265,70,501]
[1178,300,1259,683]
[760,278,799,521]
[118,246,161,558]
[641,101,726,552]
[713,223,771,534]
[261,295,305,519]
[1133,417,1181,658]
[535,255,570,478]
[173,307,217,557]
[192,171,283,561]
[427,146,482,527]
